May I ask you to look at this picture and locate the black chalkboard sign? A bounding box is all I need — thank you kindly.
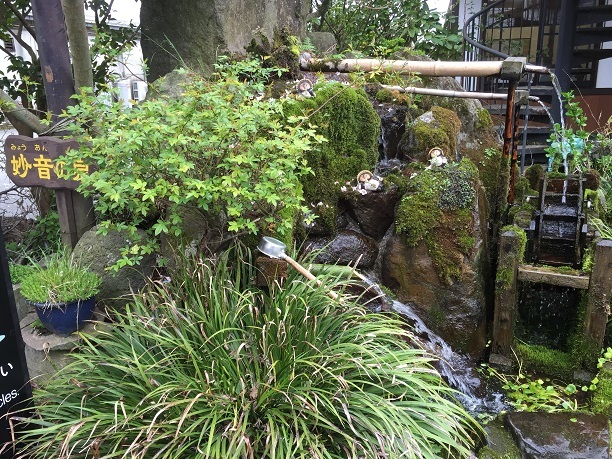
[0,225,32,458]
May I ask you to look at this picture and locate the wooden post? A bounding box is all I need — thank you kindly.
[583,239,612,348]
[492,230,522,355]
[31,0,95,247]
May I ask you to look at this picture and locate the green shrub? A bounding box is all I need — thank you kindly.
[15,249,481,458]
[62,59,322,266]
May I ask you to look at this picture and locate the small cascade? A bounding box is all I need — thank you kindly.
[517,282,579,350]
[549,72,566,133]
[392,301,507,414]
[374,104,407,162]
[535,99,555,127]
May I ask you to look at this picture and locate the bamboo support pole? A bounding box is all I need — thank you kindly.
[302,58,549,77]
[380,85,540,103]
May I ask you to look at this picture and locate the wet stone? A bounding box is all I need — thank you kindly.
[303,230,378,268]
[344,186,400,239]
[506,412,609,459]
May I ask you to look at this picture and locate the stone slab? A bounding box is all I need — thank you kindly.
[20,312,105,385]
[506,412,609,459]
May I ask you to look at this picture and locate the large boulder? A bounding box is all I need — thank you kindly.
[381,175,490,356]
[73,227,157,312]
[343,186,401,240]
[397,106,461,162]
[141,0,310,80]
[381,234,487,356]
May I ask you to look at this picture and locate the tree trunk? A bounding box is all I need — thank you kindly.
[61,0,94,90]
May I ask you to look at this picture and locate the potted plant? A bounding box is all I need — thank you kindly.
[20,250,102,337]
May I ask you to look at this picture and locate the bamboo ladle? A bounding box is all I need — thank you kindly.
[257,236,339,301]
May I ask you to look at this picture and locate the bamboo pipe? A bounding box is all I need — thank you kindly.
[302,59,549,77]
[380,85,541,104]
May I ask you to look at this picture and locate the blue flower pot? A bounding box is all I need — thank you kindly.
[30,297,96,337]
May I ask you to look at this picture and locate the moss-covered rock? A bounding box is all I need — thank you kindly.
[514,342,575,380]
[382,159,488,354]
[72,226,156,313]
[398,106,461,163]
[395,159,479,283]
[287,81,380,235]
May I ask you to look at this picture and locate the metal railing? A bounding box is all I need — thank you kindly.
[461,0,557,93]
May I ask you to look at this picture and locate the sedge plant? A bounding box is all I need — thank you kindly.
[12,247,481,458]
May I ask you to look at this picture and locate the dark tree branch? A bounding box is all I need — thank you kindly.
[2,0,36,39]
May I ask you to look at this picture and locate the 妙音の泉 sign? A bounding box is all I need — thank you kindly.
[4,135,89,189]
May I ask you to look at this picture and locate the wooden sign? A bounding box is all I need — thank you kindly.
[4,135,89,189]
[0,226,32,458]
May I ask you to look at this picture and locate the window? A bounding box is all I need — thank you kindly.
[3,39,14,53]
[131,81,139,100]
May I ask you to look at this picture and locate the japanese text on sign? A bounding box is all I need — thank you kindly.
[4,135,90,190]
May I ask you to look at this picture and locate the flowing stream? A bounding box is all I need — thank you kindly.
[391,300,506,415]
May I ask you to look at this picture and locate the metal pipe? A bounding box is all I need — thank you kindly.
[503,80,518,208]
[303,59,508,77]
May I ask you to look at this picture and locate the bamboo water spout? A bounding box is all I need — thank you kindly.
[301,58,548,78]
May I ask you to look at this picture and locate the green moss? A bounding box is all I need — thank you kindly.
[375,88,396,103]
[582,246,593,272]
[514,342,574,380]
[591,367,612,416]
[476,418,521,459]
[401,106,461,162]
[427,307,446,329]
[461,142,508,236]
[508,201,536,229]
[475,108,493,131]
[513,176,535,203]
[495,225,526,290]
[287,82,380,234]
[500,225,527,262]
[477,446,520,459]
[547,171,566,179]
[383,171,411,195]
[568,292,601,369]
[396,159,479,284]
[524,164,545,191]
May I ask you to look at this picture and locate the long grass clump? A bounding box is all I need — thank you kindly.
[13,248,481,458]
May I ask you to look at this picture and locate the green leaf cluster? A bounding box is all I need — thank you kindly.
[313,0,462,60]
[481,363,580,413]
[62,59,320,263]
[16,248,481,458]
